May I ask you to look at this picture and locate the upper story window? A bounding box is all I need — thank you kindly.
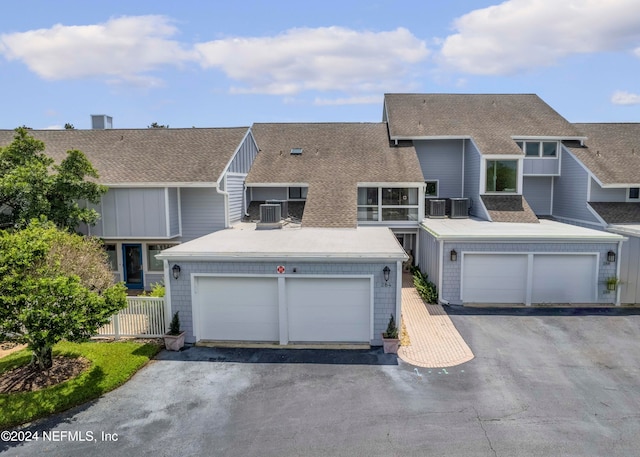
[630,188,640,200]
[516,140,558,157]
[358,187,419,222]
[486,160,517,193]
[289,187,308,200]
[425,181,438,197]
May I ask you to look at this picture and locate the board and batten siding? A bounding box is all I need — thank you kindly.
[226,173,246,223]
[589,178,627,202]
[552,149,600,225]
[523,176,553,215]
[96,188,168,238]
[523,157,560,175]
[179,188,226,242]
[417,227,440,289]
[228,131,259,174]
[168,188,180,236]
[414,139,463,198]
[463,140,489,220]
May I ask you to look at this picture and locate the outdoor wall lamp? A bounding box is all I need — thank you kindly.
[450,249,458,262]
[383,266,391,283]
[172,264,181,280]
[607,250,616,263]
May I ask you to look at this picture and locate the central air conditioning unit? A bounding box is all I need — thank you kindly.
[450,198,470,218]
[266,199,288,219]
[428,199,446,218]
[257,204,282,230]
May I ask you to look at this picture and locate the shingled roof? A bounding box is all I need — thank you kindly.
[0,127,249,185]
[481,195,540,223]
[384,94,582,155]
[570,123,640,186]
[588,202,640,224]
[249,123,424,228]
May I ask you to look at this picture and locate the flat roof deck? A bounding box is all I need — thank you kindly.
[421,217,625,242]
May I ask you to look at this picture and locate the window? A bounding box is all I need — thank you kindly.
[630,188,640,200]
[357,187,419,222]
[517,140,557,157]
[425,181,438,197]
[288,187,308,200]
[147,244,176,271]
[486,160,517,193]
[104,244,117,271]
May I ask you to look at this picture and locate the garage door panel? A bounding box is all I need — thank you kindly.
[532,255,596,303]
[287,278,370,343]
[463,254,528,303]
[197,277,279,341]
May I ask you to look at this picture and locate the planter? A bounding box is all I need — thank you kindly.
[163,332,185,351]
[607,283,617,292]
[382,335,400,354]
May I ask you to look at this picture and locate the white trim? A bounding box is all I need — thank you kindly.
[217,127,253,182]
[226,172,248,177]
[163,259,172,331]
[437,239,445,304]
[461,139,466,198]
[278,277,288,345]
[101,235,181,240]
[177,188,183,236]
[586,203,608,227]
[247,182,309,187]
[358,182,425,187]
[390,135,472,141]
[158,253,407,262]
[616,239,623,306]
[512,135,586,141]
[550,176,555,215]
[164,187,171,238]
[424,179,439,198]
[102,182,218,188]
[395,260,402,330]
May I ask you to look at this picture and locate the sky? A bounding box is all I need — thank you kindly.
[1,0,640,129]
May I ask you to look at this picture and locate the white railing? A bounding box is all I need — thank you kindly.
[96,297,166,339]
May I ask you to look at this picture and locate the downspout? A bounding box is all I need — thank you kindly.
[243,182,250,217]
[163,259,172,332]
[215,174,230,228]
[616,239,623,306]
[396,260,403,330]
[438,239,449,305]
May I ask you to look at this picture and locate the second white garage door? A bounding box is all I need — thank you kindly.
[462,253,598,304]
[286,278,371,343]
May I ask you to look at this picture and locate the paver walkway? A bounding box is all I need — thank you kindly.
[398,274,474,368]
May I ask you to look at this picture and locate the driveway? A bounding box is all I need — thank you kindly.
[3,308,640,457]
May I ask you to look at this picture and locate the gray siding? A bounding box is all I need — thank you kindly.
[250,187,288,201]
[553,149,600,224]
[619,235,640,304]
[417,227,440,289]
[227,173,246,223]
[228,130,259,174]
[167,261,399,345]
[440,241,619,305]
[168,188,180,237]
[463,140,489,220]
[523,176,553,215]
[523,158,560,175]
[179,187,226,241]
[414,139,463,198]
[589,178,627,202]
[98,188,168,238]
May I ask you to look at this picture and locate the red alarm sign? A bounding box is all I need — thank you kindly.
[277,265,285,274]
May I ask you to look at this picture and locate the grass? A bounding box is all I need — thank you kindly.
[0,340,161,428]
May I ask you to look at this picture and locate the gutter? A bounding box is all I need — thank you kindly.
[156,253,408,263]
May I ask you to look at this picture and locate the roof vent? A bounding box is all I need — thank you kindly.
[450,198,470,219]
[290,148,303,155]
[257,204,282,230]
[91,115,113,129]
[428,199,446,218]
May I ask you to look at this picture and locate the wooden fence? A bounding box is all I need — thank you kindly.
[96,296,166,339]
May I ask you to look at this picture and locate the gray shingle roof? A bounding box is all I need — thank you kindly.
[0,127,249,184]
[570,123,640,186]
[481,195,540,223]
[384,94,582,155]
[588,202,640,224]
[249,123,424,228]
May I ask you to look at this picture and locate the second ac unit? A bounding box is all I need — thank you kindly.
[265,199,288,219]
[259,204,281,223]
[450,198,469,218]
[428,199,446,218]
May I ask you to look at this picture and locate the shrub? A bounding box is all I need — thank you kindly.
[410,266,438,304]
[383,314,398,339]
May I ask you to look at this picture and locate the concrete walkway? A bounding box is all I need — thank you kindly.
[398,274,474,368]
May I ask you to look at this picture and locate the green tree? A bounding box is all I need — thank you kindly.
[64,123,75,129]
[0,220,126,370]
[148,122,168,128]
[0,127,106,230]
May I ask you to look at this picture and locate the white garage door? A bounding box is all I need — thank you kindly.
[195,277,279,341]
[286,278,371,343]
[532,255,596,303]
[462,254,528,303]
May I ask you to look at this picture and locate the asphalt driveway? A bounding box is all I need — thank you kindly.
[3,307,640,457]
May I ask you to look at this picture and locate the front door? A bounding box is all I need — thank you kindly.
[123,244,144,289]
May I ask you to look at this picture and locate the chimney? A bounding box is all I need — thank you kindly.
[91,115,113,129]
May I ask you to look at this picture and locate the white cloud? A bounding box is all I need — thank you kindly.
[0,15,194,85]
[314,95,382,106]
[440,0,640,75]
[611,90,640,105]
[195,27,429,95]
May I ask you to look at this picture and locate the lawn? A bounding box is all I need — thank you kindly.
[0,340,161,428]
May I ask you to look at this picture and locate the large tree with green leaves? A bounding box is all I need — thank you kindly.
[0,127,106,230]
[0,220,127,370]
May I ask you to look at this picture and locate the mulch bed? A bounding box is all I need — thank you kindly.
[0,356,91,394]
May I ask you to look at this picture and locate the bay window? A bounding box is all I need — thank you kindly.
[358,187,419,222]
[486,160,518,193]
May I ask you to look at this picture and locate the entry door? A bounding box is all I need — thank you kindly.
[123,244,144,289]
